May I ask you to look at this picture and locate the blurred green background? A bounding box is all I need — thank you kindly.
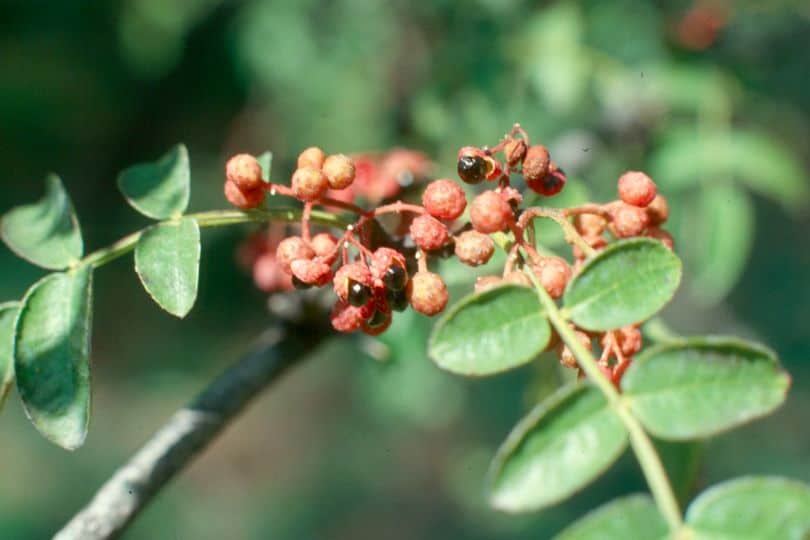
[1,1,809,538]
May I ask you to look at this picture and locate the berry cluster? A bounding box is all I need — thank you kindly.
[224,125,674,383]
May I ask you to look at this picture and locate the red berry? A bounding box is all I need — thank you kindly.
[573,213,607,237]
[333,263,373,303]
[610,202,650,238]
[226,153,264,191]
[504,139,527,167]
[310,232,338,259]
[527,168,566,197]
[530,256,572,299]
[407,271,448,316]
[322,154,356,190]
[504,271,532,287]
[297,147,326,170]
[469,190,512,234]
[474,275,504,293]
[556,329,592,369]
[522,145,551,184]
[291,167,328,202]
[224,180,264,209]
[330,300,365,333]
[646,194,669,226]
[371,247,407,277]
[422,179,467,220]
[454,230,494,267]
[646,227,675,250]
[618,171,657,207]
[290,258,333,287]
[603,326,642,357]
[572,235,608,260]
[252,253,292,293]
[483,155,503,181]
[499,186,523,208]
[410,214,449,251]
[275,236,314,273]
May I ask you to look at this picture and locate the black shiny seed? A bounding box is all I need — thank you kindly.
[367,309,388,328]
[383,265,407,291]
[347,279,371,307]
[386,288,409,312]
[292,275,311,290]
[457,155,487,184]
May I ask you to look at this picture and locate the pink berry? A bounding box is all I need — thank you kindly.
[618,171,657,207]
[422,179,467,220]
[454,230,495,267]
[409,214,449,251]
[224,180,264,210]
[291,167,328,202]
[226,153,264,191]
[407,271,448,316]
[469,190,512,234]
[275,236,314,273]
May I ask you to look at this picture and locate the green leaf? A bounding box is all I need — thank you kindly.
[135,217,200,318]
[563,239,682,331]
[689,184,753,305]
[655,438,704,506]
[554,494,668,540]
[429,285,551,376]
[257,151,273,183]
[1,175,83,269]
[686,476,810,539]
[488,384,628,512]
[117,143,190,219]
[622,337,790,440]
[0,302,21,410]
[14,267,93,450]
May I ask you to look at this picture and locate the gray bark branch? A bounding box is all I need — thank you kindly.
[54,324,319,540]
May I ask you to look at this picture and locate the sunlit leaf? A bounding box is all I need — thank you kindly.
[554,494,667,539]
[429,285,550,376]
[1,175,83,269]
[117,143,190,219]
[622,337,789,439]
[488,384,627,512]
[134,217,200,318]
[563,239,681,331]
[15,267,93,450]
[686,476,810,539]
[0,302,20,411]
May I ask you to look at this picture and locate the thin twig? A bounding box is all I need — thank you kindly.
[54,322,324,540]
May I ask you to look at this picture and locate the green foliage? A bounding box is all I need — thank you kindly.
[685,476,810,539]
[622,337,789,439]
[488,384,627,512]
[117,143,190,219]
[553,495,667,540]
[0,302,20,410]
[563,239,681,331]
[0,175,83,270]
[429,285,550,376]
[14,267,93,450]
[134,217,201,318]
[257,151,273,183]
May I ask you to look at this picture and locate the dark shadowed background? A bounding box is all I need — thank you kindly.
[1,1,809,538]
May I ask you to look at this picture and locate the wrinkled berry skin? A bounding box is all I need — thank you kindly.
[331,301,365,333]
[276,236,314,273]
[610,202,650,238]
[523,145,551,184]
[504,139,527,167]
[224,180,264,209]
[290,258,333,287]
[407,271,448,316]
[297,147,326,170]
[422,179,467,221]
[371,247,407,278]
[410,214,449,251]
[292,167,328,202]
[454,230,495,267]
[530,256,572,299]
[470,190,512,234]
[322,154,356,190]
[618,171,657,207]
[333,263,373,302]
[226,153,264,191]
[574,213,606,237]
